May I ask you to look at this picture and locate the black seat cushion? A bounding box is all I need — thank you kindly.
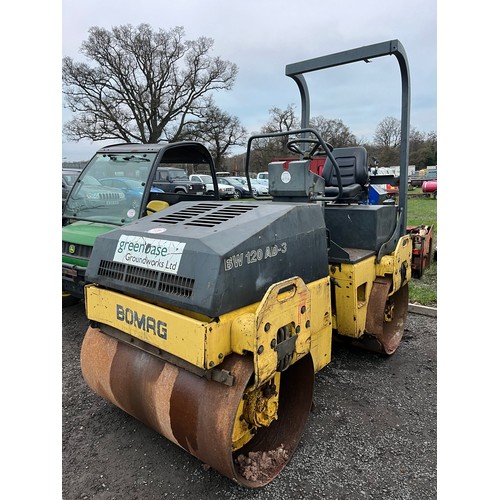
[322,146,369,201]
[324,184,362,198]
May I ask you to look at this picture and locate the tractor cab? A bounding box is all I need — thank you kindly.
[62,141,220,306]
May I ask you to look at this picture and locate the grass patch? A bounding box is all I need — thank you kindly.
[407,193,438,231]
[407,194,437,307]
[409,259,437,306]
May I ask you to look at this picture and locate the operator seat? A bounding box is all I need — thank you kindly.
[322,146,369,203]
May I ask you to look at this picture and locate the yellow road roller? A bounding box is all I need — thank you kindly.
[81,39,414,487]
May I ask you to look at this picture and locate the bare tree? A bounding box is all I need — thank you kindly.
[369,118,437,167]
[370,116,401,165]
[250,105,300,169]
[309,116,358,147]
[409,129,437,169]
[262,105,299,134]
[62,24,238,144]
[373,116,401,149]
[248,106,364,170]
[179,102,247,167]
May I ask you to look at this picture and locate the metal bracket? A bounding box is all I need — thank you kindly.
[206,368,235,386]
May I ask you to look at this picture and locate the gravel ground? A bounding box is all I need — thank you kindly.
[62,302,437,499]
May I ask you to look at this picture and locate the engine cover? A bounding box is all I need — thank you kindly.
[85,201,329,317]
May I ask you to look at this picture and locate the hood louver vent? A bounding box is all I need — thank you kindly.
[153,203,259,227]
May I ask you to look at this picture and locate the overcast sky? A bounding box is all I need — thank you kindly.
[3,3,500,496]
[61,0,437,162]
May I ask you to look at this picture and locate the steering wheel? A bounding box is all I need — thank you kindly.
[286,138,333,157]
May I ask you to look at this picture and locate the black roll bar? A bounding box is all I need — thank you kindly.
[285,39,411,244]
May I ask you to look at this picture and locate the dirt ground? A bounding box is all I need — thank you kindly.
[62,302,437,499]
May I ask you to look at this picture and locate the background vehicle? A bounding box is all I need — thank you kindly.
[251,182,269,196]
[216,176,252,198]
[189,173,235,199]
[62,169,81,206]
[154,167,205,194]
[62,142,219,307]
[100,177,164,208]
[234,176,269,196]
[80,40,425,488]
[253,177,269,190]
[65,174,127,211]
[410,169,437,188]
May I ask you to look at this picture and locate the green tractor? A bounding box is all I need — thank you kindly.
[62,142,220,306]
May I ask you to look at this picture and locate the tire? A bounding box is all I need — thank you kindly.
[233,189,242,199]
[63,292,80,308]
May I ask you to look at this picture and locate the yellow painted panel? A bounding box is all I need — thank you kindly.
[332,257,376,338]
[376,235,413,292]
[85,275,334,376]
[308,278,333,372]
[85,285,228,369]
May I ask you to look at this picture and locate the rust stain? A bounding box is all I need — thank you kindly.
[169,368,201,453]
[108,340,164,432]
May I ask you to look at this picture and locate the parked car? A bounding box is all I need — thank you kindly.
[62,169,81,205]
[234,176,269,197]
[189,174,235,199]
[254,177,269,187]
[64,174,126,216]
[153,167,205,195]
[100,177,164,209]
[216,176,252,199]
[254,173,270,194]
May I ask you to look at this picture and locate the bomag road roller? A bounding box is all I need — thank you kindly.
[80,40,414,487]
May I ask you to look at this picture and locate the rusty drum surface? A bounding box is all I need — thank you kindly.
[81,326,314,487]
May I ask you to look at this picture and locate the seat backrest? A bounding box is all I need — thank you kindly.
[322,146,369,188]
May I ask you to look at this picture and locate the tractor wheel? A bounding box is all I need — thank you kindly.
[62,292,80,308]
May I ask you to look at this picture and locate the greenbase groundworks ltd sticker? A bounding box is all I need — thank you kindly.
[113,234,186,274]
